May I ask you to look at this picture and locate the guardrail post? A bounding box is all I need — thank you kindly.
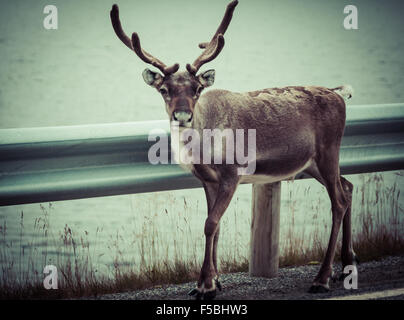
[249,181,281,277]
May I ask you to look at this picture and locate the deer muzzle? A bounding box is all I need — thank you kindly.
[173,110,193,126]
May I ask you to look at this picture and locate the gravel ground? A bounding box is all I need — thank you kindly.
[86,255,404,300]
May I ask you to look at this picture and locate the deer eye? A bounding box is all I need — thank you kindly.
[159,87,168,95]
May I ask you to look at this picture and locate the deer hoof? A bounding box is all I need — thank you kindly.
[189,278,220,300]
[339,254,360,281]
[188,288,216,300]
[215,278,222,291]
[203,289,217,300]
[308,284,330,294]
[188,288,199,296]
[338,273,348,281]
[188,288,203,300]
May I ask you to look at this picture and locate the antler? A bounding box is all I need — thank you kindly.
[110,4,179,75]
[186,0,239,75]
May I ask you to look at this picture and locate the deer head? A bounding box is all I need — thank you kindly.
[110,1,238,127]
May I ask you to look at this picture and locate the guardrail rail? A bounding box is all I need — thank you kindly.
[1,103,403,277]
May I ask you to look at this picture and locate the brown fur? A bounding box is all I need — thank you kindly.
[111,0,356,299]
[178,81,355,296]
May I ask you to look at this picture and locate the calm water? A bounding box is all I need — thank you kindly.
[0,0,403,280]
[0,172,402,279]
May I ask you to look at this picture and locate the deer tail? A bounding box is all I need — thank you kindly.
[331,85,354,100]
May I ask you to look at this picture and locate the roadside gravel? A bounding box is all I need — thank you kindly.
[86,255,404,300]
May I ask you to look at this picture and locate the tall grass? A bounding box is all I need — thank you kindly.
[279,173,404,266]
[0,172,402,299]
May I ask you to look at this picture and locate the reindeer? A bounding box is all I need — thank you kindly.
[110,0,358,300]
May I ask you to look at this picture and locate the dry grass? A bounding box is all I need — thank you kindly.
[0,172,402,299]
[279,173,404,267]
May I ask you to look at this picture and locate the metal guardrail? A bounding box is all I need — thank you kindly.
[0,103,404,206]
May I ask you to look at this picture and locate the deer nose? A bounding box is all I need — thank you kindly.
[173,111,193,123]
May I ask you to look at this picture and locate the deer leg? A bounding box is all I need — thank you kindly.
[202,182,222,285]
[339,176,358,278]
[212,224,221,276]
[189,179,238,300]
[306,159,349,293]
[203,181,219,212]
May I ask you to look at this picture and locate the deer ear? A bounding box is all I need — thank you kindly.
[142,68,163,87]
[198,69,215,87]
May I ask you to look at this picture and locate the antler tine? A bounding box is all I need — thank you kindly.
[110,4,179,75]
[130,33,179,74]
[187,0,238,74]
[110,4,134,50]
[198,0,239,49]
